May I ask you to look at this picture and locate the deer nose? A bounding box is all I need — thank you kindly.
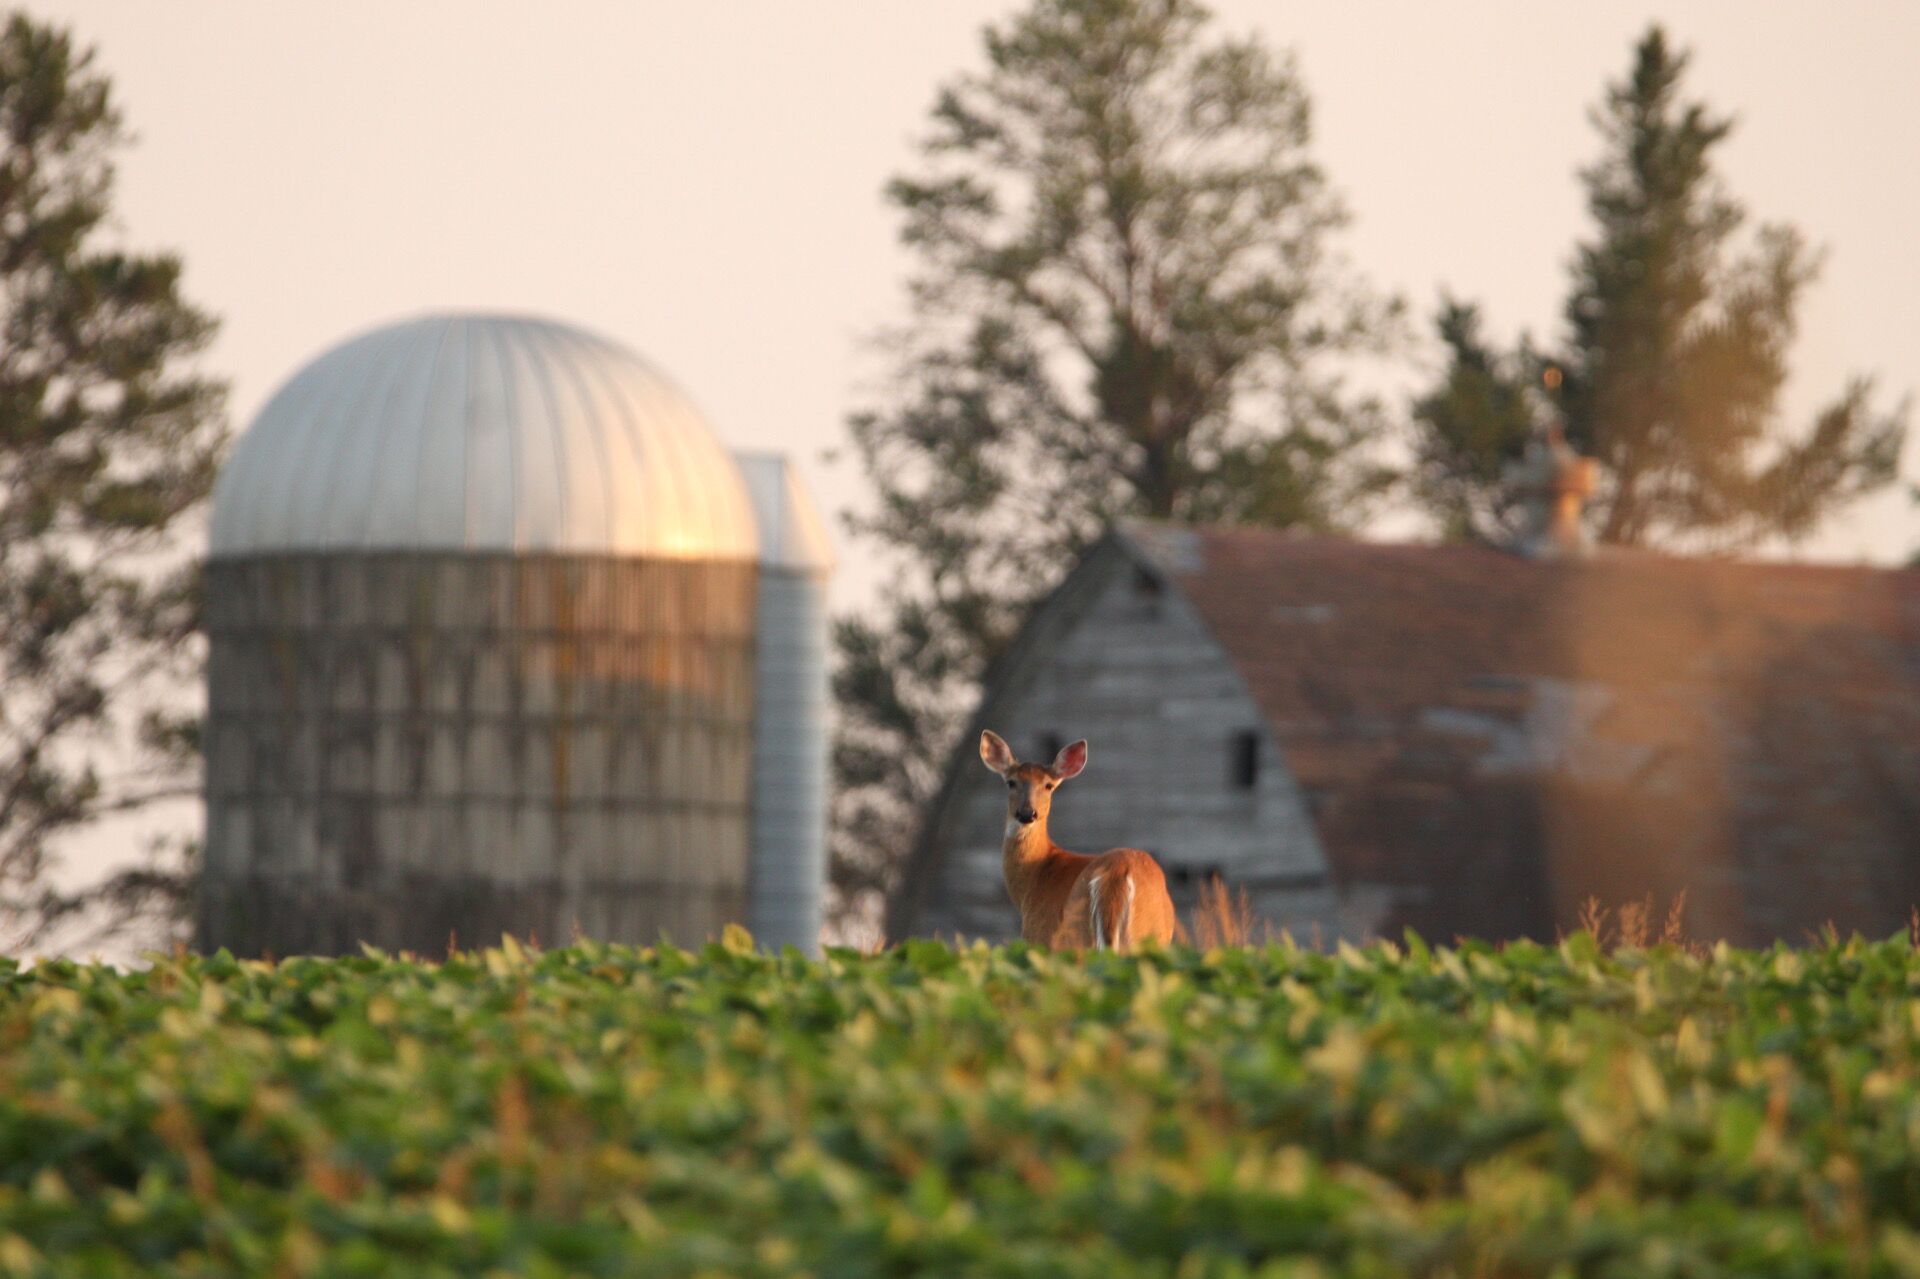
[1014,807,1037,824]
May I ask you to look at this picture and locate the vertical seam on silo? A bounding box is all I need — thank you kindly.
[476,319,520,550]
[464,318,503,549]
[596,343,674,558]
[314,324,424,549]
[211,387,287,554]
[343,318,451,549]
[241,345,342,548]
[379,319,456,550]
[548,326,619,556]
[237,337,363,552]
[638,351,732,559]
[698,390,753,559]
[411,317,469,551]
[629,356,687,556]
[522,320,571,552]
[462,320,486,547]
[569,334,645,556]
[452,318,474,550]
[330,319,446,550]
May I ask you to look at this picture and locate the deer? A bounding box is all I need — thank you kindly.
[979,730,1177,950]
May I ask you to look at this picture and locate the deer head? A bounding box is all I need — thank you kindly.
[979,730,1087,832]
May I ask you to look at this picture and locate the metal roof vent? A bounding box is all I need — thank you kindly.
[1506,422,1599,559]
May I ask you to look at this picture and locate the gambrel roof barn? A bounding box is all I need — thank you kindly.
[890,522,1920,946]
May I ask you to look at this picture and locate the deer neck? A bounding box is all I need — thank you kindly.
[1002,815,1060,887]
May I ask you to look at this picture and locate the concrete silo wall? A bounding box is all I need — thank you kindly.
[745,568,831,952]
[201,552,758,956]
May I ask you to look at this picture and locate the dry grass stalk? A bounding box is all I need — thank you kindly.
[1189,875,1265,948]
[1661,890,1688,946]
[1566,891,1697,954]
[1617,897,1650,950]
[1575,896,1611,949]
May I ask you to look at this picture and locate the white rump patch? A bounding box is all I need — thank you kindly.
[1088,875,1105,950]
[1120,878,1136,948]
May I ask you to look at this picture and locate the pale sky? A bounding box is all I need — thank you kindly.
[26,1,1920,943]
[33,0,1920,594]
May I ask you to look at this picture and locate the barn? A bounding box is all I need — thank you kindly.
[199,313,833,957]
[890,519,1920,947]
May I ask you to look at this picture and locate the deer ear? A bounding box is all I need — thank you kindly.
[1052,739,1088,781]
[979,730,1016,776]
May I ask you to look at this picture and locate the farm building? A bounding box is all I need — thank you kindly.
[890,506,1920,948]
[199,312,832,957]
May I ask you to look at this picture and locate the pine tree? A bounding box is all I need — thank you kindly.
[833,0,1398,932]
[1412,26,1905,549]
[0,16,227,952]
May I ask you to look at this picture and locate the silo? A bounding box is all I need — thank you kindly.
[200,313,763,956]
[734,455,834,953]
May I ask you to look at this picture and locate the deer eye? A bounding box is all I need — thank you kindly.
[1007,779,1016,789]
[1045,783,1055,791]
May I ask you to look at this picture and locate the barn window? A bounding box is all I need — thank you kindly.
[1130,565,1164,616]
[1166,863,1225,891]
[1230,730,1260,790]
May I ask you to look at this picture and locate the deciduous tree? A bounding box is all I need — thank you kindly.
[834,0,1398,932]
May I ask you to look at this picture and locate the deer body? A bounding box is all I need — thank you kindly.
[981,731,1176,949]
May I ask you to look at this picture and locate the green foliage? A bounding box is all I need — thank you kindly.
[0,15,225,952]
[834,0,1399,929]
[6,936,1920,1274]
[1412,26,1907,549]
[1410,300,1541,543]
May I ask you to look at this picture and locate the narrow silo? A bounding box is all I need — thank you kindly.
[200,313,764,956]
[734,455,835,953]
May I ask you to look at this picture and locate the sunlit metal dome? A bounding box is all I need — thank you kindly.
[209,313,759,559]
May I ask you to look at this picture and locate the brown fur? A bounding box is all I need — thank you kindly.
[981,733,1177,949]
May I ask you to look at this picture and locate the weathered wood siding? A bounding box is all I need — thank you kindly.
[201,552,757,956]
[908,545,1339,943]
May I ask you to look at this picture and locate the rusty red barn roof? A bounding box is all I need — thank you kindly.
[1130,523,1920,943]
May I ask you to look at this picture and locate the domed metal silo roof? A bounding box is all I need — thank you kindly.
[209,313,760,560]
